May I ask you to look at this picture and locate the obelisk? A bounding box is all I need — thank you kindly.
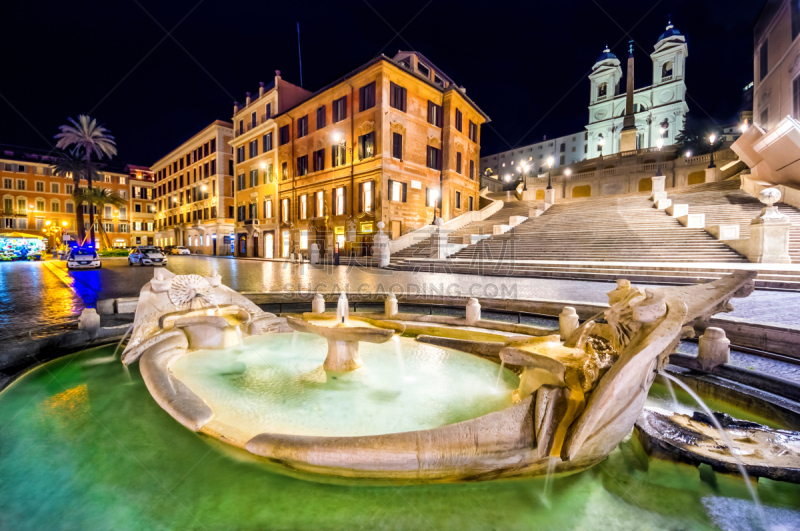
[619,41,638,152]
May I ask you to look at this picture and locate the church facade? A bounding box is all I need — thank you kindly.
[585,19,689,158]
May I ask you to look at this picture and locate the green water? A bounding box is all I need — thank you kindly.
[1,345,798,531]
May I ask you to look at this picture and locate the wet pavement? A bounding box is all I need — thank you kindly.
[2,255,799,341]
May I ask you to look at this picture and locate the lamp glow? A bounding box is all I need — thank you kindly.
[260,162,266,169]
[709,134,717,144]
[740,120,749,133]
[685,150,692,158]
[657,139,664,149]
[565,168,572,176]
[547,156,554,167]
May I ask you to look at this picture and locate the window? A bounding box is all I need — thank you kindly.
[389,82,407,112]
[237,146,245,163]
[265,103,272,119]
[760,40,768,81]
[3,178,10,189]
[119,176,126,185]
[281,162,288,180]
[35,182,44,192]
[262,132,273,152]
[661,61,673,80]
[300,194,308,219]
[297,115,309,138]
[279,125,291,145]
[469,160,475,180]
[388,179,406,202]
[455,109,463,132]
[250,170,258,188]
[359,82,376,111]
[263,164,273,184]
[332,96,347,122]
[251,112,257,128]
[455,191,461,209]
[335,187,346,215]
[332,144,346,167]
[203,142,209,157]
[300,230,308,249]
[135,203,142,213]
[249,202,257,220]
[264,199,273,218]
[51,201,60,212]
[469,196,474,211]
[316,191,324,217]
[598,82,608,99]
[427,101,442,127]
[560,155,566,165]
[237,205,245,221]
[316,106,326,129]
[313,149,325,172]
[468,121,478,142]
[358,132,375,159]
[17,199,26,213]
[456,152,462,174]
[296,155,308,177]
[360,181,373,213]
[249,139,258,158]
[36,200,45,212]
[66,202,74,214]
[392,132,403,159]
[17,180,25,190]
[237,174,245,190]
[426,146,441,170]
[560,143,566,152]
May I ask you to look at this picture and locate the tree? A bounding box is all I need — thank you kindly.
[74,188,127,250]
[674,114,724,158]
[51,149,99,243]
[55,116,117,247]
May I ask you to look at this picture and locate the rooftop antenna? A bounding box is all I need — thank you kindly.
[297,22,304,88]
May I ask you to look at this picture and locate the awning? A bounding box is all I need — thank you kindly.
[0,232,46,240]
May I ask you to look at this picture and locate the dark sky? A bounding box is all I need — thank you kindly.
[0,0,763,166]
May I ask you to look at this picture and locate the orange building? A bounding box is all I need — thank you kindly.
[152,120,236,255]
[127,165,156,246]
[231,51,489,259]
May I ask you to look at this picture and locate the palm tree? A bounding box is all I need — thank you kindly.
[55,115,117,247]
[52,149,99,243]
[74,188,127,250]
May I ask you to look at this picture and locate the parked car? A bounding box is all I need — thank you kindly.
[128,246,168,266]
[170,246,191,255]
[66,247,101,270]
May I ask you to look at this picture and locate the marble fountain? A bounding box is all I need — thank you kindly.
[114,267,800,486]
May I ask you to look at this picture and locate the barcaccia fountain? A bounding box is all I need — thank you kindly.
[120,267,773,483]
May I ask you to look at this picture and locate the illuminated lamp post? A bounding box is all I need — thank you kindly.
[708,134,718,169]
[546,156,555,190]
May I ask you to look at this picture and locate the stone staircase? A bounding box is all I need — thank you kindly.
[667,177,800,262]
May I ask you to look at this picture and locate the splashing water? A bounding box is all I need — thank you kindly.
[392,335,405,380]
[495,360,506,392]
[660,371,767,530]
[540,456,558,508]
[336,293,349,323]
[661,372,680,411]
[291,330,299,356]
[83,323,134,367]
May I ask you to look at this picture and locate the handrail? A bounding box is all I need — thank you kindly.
[388,188,503,253]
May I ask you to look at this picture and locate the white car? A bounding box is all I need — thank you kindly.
[128,246,168,266]
[66,248,101,269]
[171,246,190,255]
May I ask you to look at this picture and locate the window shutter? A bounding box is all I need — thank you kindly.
[401,182,407,203]
[343,186,347,214]
[426,188,430,206]
[332,188,336,215]
[388,179,393,201]
[358,182,363,212]
[390,84,396,108]
[402,88,406,111]
[370,180,375,209]
[358,135,364,160]
[427,101,432,123]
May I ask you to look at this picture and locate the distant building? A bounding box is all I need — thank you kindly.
[753,0,800,130]
[152,120,236,255]
[127,165,156,247]
[479,133,588,187]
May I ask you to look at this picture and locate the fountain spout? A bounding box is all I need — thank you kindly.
[336,292,349,323]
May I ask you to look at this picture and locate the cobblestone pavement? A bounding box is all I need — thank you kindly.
[3,255,799,341]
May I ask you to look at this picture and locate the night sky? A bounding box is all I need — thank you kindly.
[0,0,763,166]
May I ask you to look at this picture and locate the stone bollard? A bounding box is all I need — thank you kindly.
[466,298,481,325]
[697,327,730,371]
[78,308,101,337]
[312,294,325,314]
[748,188,792,263]
[385,293,398,317]
[374,221,390,267]
[651,175,666,196]
[310,243,320,265]
[559,307,579,340]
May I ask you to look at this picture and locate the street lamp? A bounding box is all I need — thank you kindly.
[708,134,717,169]
[546,156,555,190]
[655,138,664,176]
[740,119,749,133]
[518,162,529,191]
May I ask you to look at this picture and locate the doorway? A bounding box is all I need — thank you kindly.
[238,233,247,256]
[212,236,217,256]
[264,232,274,259]
[253,233,259,258]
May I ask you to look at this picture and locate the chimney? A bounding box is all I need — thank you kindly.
[259,82,265,97]
[246,92,251,105]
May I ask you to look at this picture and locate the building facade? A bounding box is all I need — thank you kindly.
[479,132,589,185]
[753,0,800,131]
[152,120,236,256]
[231,51,489,259]
[586,19,689,158]
[127,165,156,247]
[0,145,138,248]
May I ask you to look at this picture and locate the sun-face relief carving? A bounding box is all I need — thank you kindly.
[389,122,406,134]
[169,274,215,310]
[428,136,442,149]
[360,121,374,134]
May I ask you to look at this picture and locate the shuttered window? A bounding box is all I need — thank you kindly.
[392,132,403,159]
[389,82,407,112]
[455,109,463,132]
[332,96,347,122]
[427,101,442,127]
[359,82,376,111]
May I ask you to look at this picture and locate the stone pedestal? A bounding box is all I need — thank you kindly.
[544,188,555,205]
[651,175,666,196]
[652,191,668,203]
[705,166,718,183]
[324,339,363,372]
[429,218,447,259]
[466,298,481,325]
[312,294,325,314]
[655,198,672,210]
[374,222,390,267]
[620,127,637,152]
[747,188,792,263]
[559,307,579,340]
[697,327,730,371]
[78,308,100,337]
[310,243,320,265]
[385,294,398,317]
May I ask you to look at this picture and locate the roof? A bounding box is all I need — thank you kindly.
[278,53,491,122]
[657,18,683,42]
[595,46,618,63]
[0,143,131,174]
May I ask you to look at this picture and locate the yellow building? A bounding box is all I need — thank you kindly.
[0,145,136,249]
[232,51,489,259]
[152,120,236,255]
